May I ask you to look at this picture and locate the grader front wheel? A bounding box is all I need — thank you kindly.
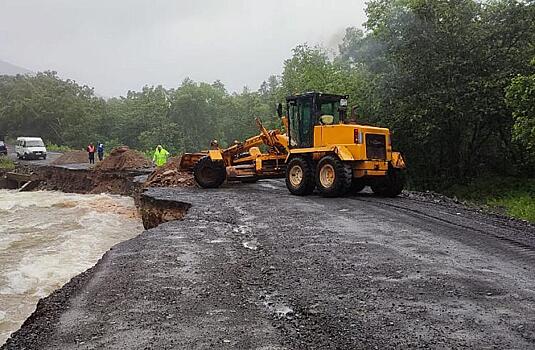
[193,156,227,188]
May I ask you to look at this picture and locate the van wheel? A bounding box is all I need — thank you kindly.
[315,155,352,197]
[285,157,315,195]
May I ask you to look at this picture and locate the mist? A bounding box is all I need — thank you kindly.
[0,0,367,96]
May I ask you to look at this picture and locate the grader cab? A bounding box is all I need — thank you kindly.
[183,92,406,197]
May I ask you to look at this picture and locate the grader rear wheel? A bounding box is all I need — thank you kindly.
[315,155,352,197]
[285,157,315,195]
[193,156,227,188]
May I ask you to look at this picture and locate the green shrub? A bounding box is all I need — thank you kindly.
[445,177,535,223]
[0,156,15,170]
[46,144,76,152]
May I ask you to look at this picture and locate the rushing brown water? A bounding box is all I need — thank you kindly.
[0,190,142,345]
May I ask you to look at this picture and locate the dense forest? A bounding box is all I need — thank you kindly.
[0,0,533,189]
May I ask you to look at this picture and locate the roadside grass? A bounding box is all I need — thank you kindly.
[46,144,75,152]
[0,156,16,170]
[444,177,535,223]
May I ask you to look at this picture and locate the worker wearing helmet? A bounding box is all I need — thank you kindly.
[152,145,169,167]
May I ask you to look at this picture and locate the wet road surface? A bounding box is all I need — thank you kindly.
[3,180,535,349]
[6,145,62,166]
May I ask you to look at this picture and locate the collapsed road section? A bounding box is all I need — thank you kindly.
[3,180,535,349]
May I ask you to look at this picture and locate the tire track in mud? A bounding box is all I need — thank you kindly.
[347,196,535,263]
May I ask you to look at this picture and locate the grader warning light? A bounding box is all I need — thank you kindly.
[182,92,406,197]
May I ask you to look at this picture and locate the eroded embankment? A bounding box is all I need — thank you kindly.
[37,166,145,195]
[0,159,195,229]
[138,193,191,229]
[37,166,192,228]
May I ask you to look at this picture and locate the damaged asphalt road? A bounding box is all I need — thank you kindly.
[3,180,535,349]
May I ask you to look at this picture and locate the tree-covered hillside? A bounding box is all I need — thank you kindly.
[0,0,533,190]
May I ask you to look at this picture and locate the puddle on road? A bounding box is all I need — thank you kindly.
[0,190,142,345]
[242,241,259,250]
[259,183,278,190]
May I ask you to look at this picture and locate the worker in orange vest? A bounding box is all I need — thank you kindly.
[87,143,96,164]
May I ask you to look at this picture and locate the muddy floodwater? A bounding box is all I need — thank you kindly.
[0,190,142,345]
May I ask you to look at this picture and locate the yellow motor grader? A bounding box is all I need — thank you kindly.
[181,92,406,197]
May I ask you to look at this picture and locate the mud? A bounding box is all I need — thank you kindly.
[95,147,152,172]
[35,166,148,196]
[4,181,535,349]
[144,156,195,188]
[50,151,88,165]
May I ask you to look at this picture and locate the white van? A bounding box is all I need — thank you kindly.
[16,137,47,160]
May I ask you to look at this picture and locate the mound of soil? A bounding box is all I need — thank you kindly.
[95,147,152,171]
[50,151,88,165]
[144,156,195,188]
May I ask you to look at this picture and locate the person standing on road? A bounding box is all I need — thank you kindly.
[87,143,96,164]
[97,142,104,161]
[152,145,169,167]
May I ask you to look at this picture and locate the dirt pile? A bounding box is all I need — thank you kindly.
[144,156,195,188]
[95,147,152,171]
[50,151,88,165]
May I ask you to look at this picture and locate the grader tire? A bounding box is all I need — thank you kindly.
[371,168,404,197]
[193,156,226,188]
[285,157,315,196]
[315,155,352,197]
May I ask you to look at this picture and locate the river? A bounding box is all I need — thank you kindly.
[0,190,142,345]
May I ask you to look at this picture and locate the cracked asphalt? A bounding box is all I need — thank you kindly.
[3,180,535,349]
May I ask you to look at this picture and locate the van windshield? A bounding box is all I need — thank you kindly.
[26,140,45,147]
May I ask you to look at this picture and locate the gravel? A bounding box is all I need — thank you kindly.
[3,180,535,349]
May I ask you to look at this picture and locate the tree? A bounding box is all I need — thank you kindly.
[340,0,535,187]
[506,63,535,173]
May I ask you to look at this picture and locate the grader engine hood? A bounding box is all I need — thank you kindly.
[312,124,394,162]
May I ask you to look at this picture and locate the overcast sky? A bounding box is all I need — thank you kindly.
[0,0,367,97]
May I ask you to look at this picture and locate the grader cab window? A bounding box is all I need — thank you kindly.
[318,101,341,124]
[299,99,313,147]
[286,92,348,148]
[288,98,313,148]
[289,102,299,147]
